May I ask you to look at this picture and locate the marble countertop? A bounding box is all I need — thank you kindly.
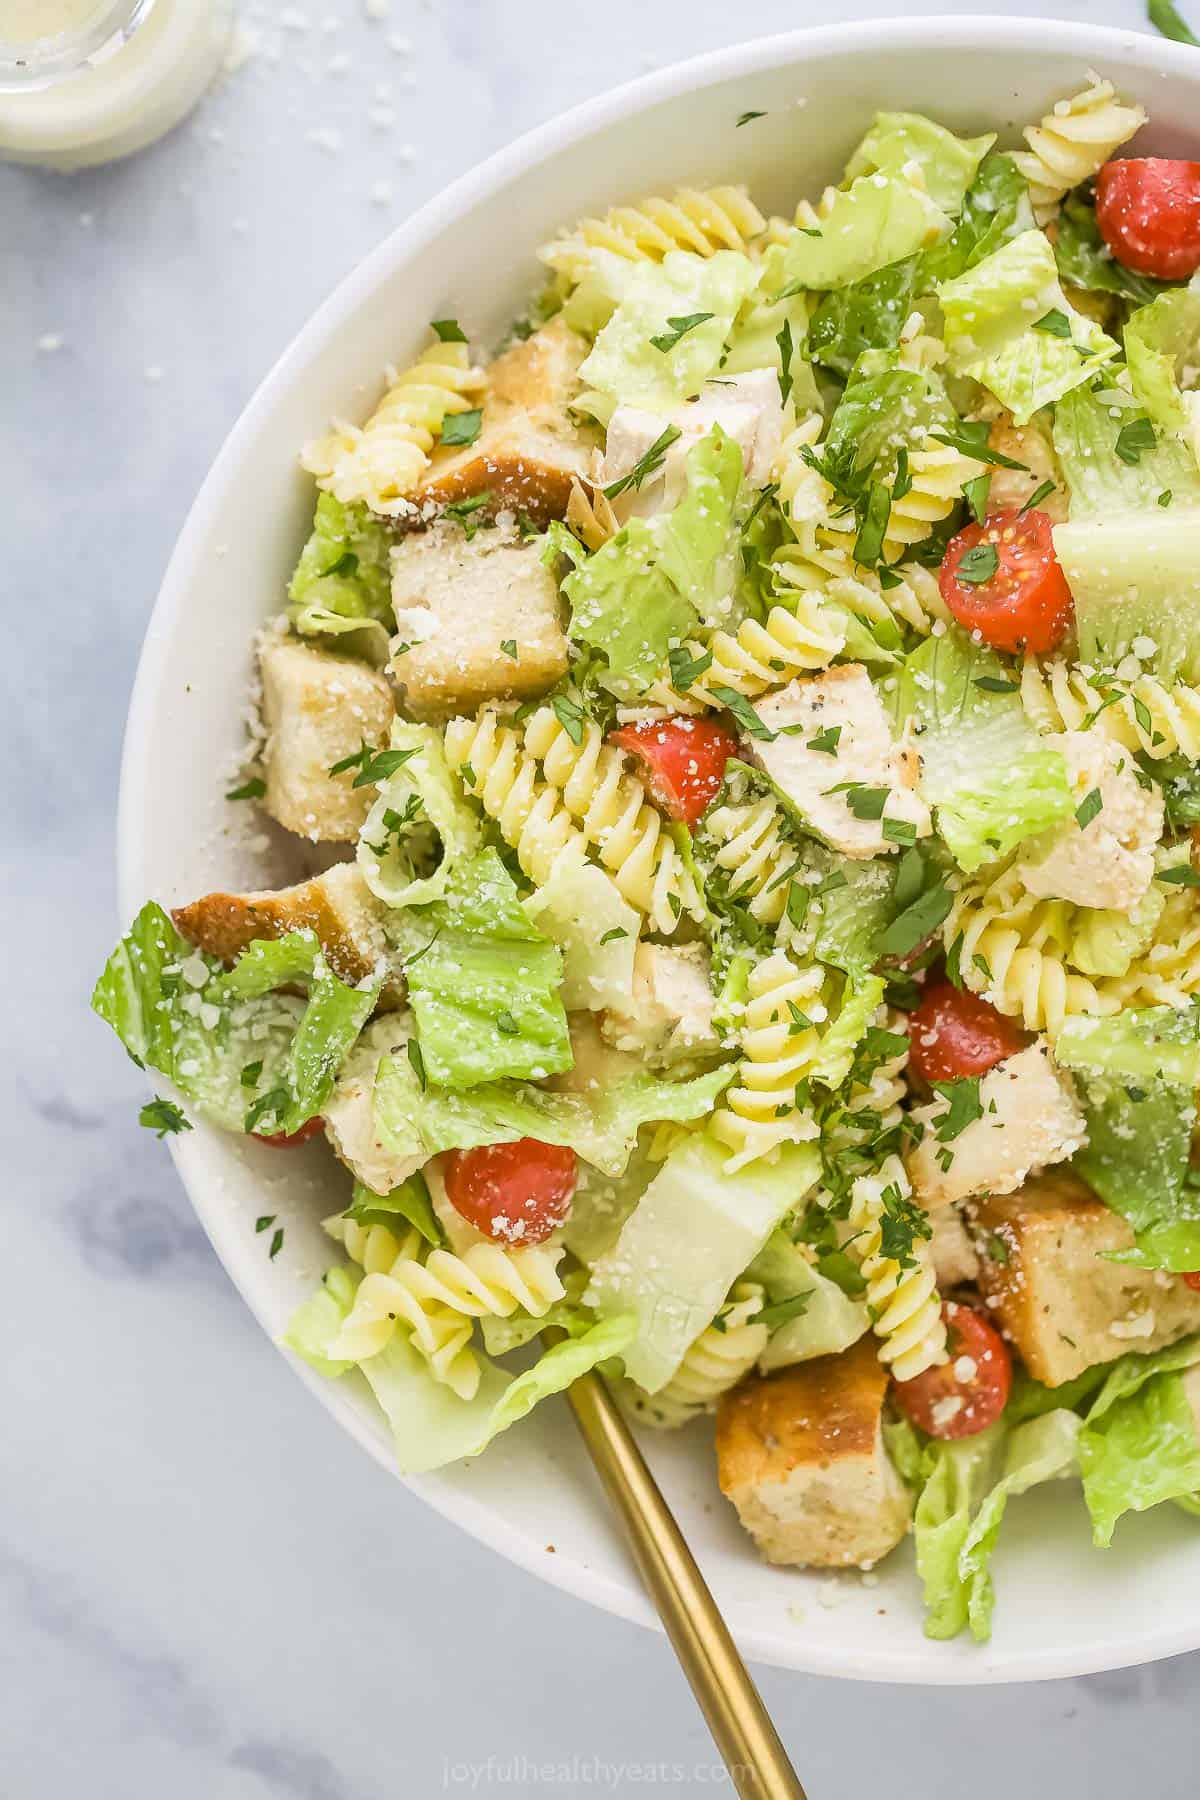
[4,1,1198,1794]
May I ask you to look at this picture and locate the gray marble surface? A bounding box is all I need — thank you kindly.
[4,1,1198,1795]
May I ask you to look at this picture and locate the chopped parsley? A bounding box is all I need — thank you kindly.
[441,491,494,538]
[878,880,953,960]
[974,675,1018,694]
[954,543,1000,586]
[602,425,681,499]
[240,1060,264,1089]
[327,741,419,789]
[244,1087,289,1134]
[1032,308,1072,339]
[930,422,1028,471]
[932,1076,984,1143]
[551,693,587,745]
[964,472,991,525]
[736,109,767,126]
[776,319,794,408]
[496,1010,521,1035]
[225,776,266,801]
[668,645,714,691]
[139,1096,191,1138]
[985,1233,1012,1266]
[1157,864,1200,886]
[440,408,483,447]
[756,1292,812,1331]
[1075,787,1103,831]
[878,1182,933,1269]
[710,686,777,741]
[649,312,715,354]
[1114,417,1157,467]
[599,927,629,945]
[500,639,519,660]
[807,726,842,755]
[407,1039,427,1090]
[1020,478,1057,514]
[431,318,467,343]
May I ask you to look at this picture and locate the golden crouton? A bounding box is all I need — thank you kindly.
[415,318,596,523]
[716,1338,912,1569]
[972,1172,1200,1387]
[260,639,395,842]
[172,863,401,1005]
[389,525,568,719]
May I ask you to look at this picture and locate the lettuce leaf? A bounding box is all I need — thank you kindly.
[288,493,394,654]
[586,1133,820,1392]
[806,257,922,379]
[913,1426,1004,1640]
[747,1228,868,1370]
[1124,278,1200,437]
[920,152,1034,287]
[844,112,995,216]
[578,250,757,413]
[564,427,742,693]
[897,628,1072,871]
[523,859,639,1011]
[763,175,949,296]
[284,1264,639,1474]
[374,1040,732,1179]
[957,1410,1082,1640]
[938,230,1118,424]
[357,722,481,910]
[393,849,571,1090]
[824,357,954,477]
[1054,381,1200,518]
[1054,1007,1200,1272]
[1079,1336,1200,1545]
[92,905,375,1136]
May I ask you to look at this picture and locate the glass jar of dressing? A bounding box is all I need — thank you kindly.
[0,0,232,168]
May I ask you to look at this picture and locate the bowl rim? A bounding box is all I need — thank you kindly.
[118,13,1200,1685]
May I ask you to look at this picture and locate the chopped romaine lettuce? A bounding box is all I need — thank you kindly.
[578,250,757,413]
[763,175,949,296]
[920,152,1034,286]
[586,1133,820,1392]
[393,849,572,1090]
[287,493,394,653]
[1055,1007,1200,1272]
[564,427,742,693]
[844,112,995,216]
[523,859,640,1011]
[92,904,375,1136]
[806,257,922,379]
[346,1173,445,1247]
[1067,885,1165,979]
[897,629,1071,871]
[824,357,954,478]
[913,1425,1004,1640]
[938,230,1118,424]
[747,1229,868,1369]
[1053,194,1179,307]
[1078,1335,1200,1545]
[357,722,481,910]
[957,1410,1083,1640]
[1124,278,1200,438]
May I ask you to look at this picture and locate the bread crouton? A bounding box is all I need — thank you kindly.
[172,863,402,1005]
[749,666,931,859]
[260,639,395,842]
[907,1043,1087,1209]
[931,1207,980,1289]
[716,1338,912,1569]
[389,525,568,719]
[972,1172,1200,1386]
[415,318,596,524]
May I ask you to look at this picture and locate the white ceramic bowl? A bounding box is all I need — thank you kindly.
[119,15,1200,1684]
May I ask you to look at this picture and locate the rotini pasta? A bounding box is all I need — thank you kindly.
[1105,879,1200,1012]
[847,1159,947,1382]
[1013,77,1147,224]
[702,793,797,926]
[774,414,829,529]
[324,1212,423,1274]
[442,708,591,889]
[816,436,985,564]
[302,339,484,516]
[773,533,950,644]
[1020,659,1200,762]
[521,707,702,934]
[327,1235,567,1399]
[565,477,619,551]
[644,600,846,715]
[946,863,1120,1037]
[710,952,824,1171]
[540,185,766,284]
[626,1286,768,1428]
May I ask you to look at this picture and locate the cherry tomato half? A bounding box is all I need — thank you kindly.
[1183,1272,1200,1293]
[893,1303,1013,1440]
[608,715,739,827]
[908,980,1027,1086]
[939,509,1073,655]
[256,1115,325,1149]
[443,1138,577,1246]
[1096,158,1200,282]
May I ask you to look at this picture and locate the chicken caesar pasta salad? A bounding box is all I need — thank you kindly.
[96,76,1200,1643]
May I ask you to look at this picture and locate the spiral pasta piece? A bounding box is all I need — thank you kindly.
[521,707,701,934]
[1105,879,1200,1012]
[626,1286,768,1428]
[773,533,950,643]
[328,1239,567,1399]
[1020,659,1200,762]
[848,1159,947,1382]
[822,1014,909,1162]
[645,601,846,715]
[1012,78,1146,223]
[565,477,619,551]
[540,185,766,283]
[443,708,590,889]
[703,794,797,926]
[302,340,484,516]
[324,1212,423,1274]
[818,437,985,563]
[710,952,824,1171]
[946,864,1119,1037]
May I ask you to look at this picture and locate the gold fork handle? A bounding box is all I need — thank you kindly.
[563,1367,806,1800]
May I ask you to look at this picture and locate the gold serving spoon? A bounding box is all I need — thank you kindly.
[551,1341,807,1799]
